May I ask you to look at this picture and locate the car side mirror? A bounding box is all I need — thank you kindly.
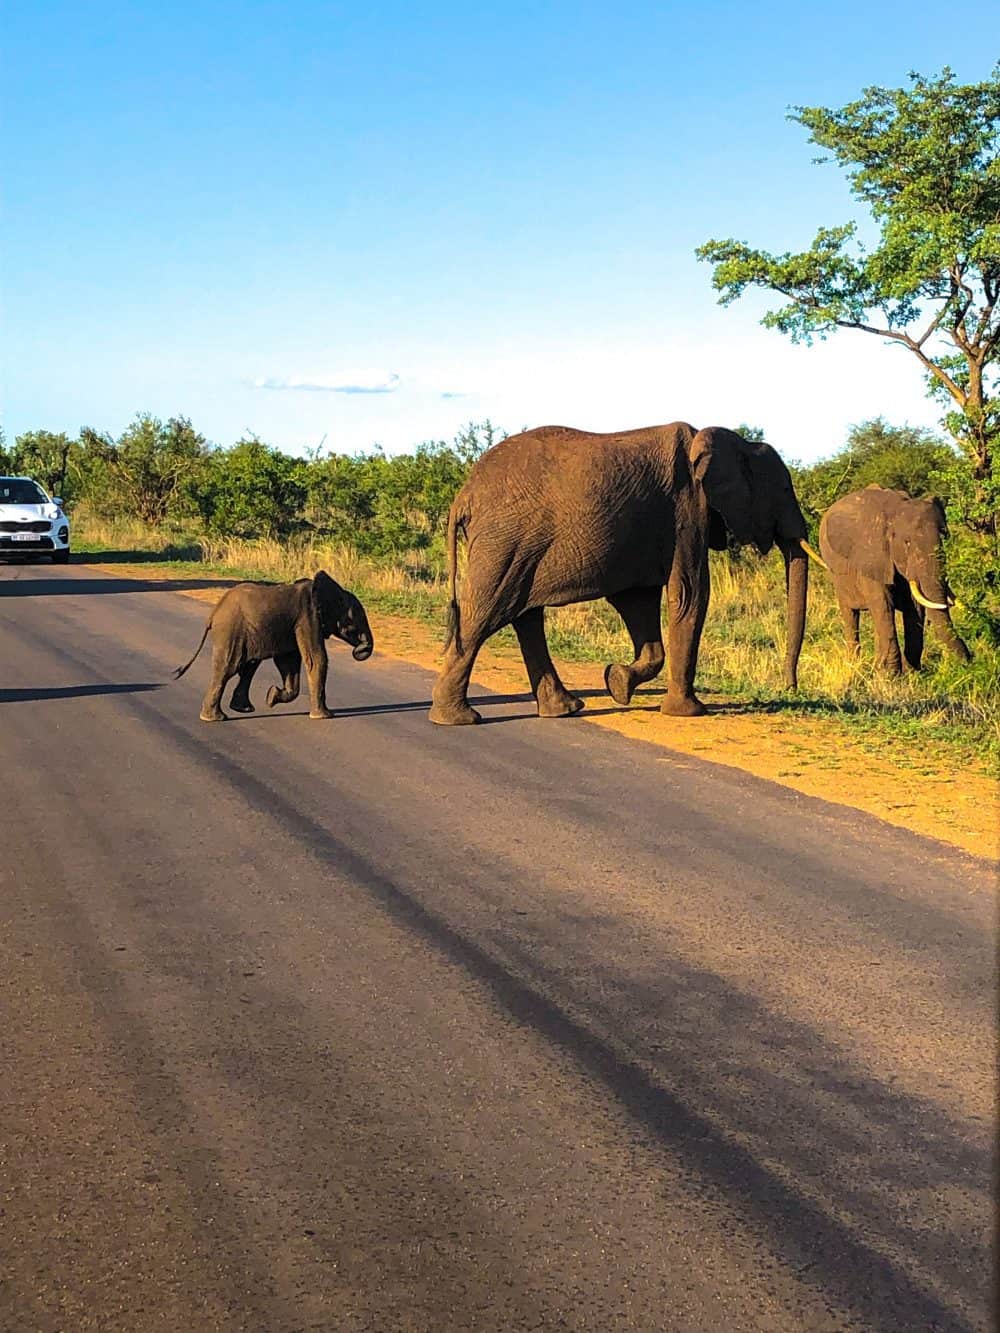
[51,497,63,507]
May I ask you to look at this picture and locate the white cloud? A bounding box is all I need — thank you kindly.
[254,372,401,395]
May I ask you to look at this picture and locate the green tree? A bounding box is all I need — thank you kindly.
[790,418,955,533]
[697,66,999,527]
[196,436,308,538]
[11,431,80,501]
[80,414,208,524]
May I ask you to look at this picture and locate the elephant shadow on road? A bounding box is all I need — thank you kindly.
[228,686,835,725]
[227,688,623,724]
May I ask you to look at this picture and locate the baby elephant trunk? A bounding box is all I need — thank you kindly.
[349,603,375,660]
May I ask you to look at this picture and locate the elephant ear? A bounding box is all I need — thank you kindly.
[823,492,893,584]
[688,427,754,546]
[312,569,348,629]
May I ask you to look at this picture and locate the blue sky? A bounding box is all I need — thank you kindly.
[3,2,994,462]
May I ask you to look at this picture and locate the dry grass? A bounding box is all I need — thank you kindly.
[77,515,999,763]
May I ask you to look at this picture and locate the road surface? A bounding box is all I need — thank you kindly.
[1,562,995,1331]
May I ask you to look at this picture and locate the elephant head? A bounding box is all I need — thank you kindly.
[313,570,374,660]
[821,487,970,660]
[688,427,819,689]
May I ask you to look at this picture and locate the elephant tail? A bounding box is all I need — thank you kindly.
[172,617,212,680]
[443,500,463,654]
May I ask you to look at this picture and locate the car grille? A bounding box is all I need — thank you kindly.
[0,520,50,532]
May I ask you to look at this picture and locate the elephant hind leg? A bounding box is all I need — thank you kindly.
[429,605,510,725]
[513,607,583,718]
[229,659,261,712]
[604,586,665,706]
[837,597,861,657]
[200,645,238,723]
[266,651,302,708]
[870,594,903,675]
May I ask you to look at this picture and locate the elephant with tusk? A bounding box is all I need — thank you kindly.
[429,421,816,726]
[818,485,971,673]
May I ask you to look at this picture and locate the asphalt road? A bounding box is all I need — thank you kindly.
[1,562,995,1332]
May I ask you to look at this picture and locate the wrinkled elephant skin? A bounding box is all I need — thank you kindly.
[429,422,812,726]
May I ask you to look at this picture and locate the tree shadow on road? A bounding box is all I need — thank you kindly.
[0,683,163,704]
[0,575,235,597]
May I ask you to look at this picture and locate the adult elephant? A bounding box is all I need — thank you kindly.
[819,485,971,672]
[429,422,821,725]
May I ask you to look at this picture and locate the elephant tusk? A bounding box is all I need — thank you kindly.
[908,579,948,611]
[799,538,829,570]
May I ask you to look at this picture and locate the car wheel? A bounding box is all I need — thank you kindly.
[52,548,71,565]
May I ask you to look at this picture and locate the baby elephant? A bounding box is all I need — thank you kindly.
[173,570,374,722]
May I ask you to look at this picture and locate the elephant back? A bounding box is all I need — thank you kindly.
[457,423,697,523]
[820,488,906,585]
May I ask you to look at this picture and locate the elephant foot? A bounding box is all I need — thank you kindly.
[603,663,634,706]
[200,709,228,723]
[537,693,584,719]
[660,692,707,718]
[266,685,286,708]
[429,701,482,726]
[309,707,335,720]
[229,698,255,714]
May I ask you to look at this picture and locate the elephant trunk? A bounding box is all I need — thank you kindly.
[781,539,808,690]
[925,607,972,662]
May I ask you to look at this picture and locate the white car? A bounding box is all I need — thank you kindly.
[0,476,71,563]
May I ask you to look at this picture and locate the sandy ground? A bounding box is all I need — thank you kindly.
[97,565,998,862]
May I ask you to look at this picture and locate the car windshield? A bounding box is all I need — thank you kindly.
[0,479,48,505]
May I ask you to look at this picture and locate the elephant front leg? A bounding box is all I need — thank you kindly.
[266,651,302,708]
[661,545,708,717]
[297,634,333,719]
[870,594,903,675]
[513,607,584,718]
[901,600,925,671]
[229,659,261,713]
[200,644,236,722]
[603,586,665,706]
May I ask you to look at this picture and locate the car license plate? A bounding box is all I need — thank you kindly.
[11,532,37,541]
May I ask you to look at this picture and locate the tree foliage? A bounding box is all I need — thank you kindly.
[194,436,308,539]
[697,66,999,520]
[80,415,209,524]
[3,430,81,501]
[16,416,501,561]
[789,418,955,531]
